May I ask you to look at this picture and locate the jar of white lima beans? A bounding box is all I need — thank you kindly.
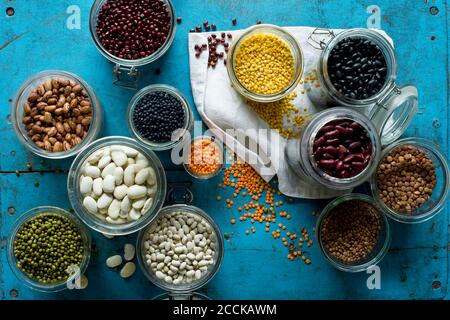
[136,204,224,294]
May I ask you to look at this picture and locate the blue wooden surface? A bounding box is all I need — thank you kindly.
[0,0,449,300]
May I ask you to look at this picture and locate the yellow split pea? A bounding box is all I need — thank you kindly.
[234,33,294,95]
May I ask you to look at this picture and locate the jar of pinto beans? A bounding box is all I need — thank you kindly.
[89,0,176,89]
[285,107,381,190]
[307,28,419,146]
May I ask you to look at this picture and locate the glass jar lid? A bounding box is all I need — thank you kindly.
[369,85,418,146]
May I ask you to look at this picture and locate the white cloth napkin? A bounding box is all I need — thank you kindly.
[189,27,392,199]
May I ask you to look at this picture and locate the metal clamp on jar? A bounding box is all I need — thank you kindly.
[136,202,224,300]
[307,28,418,146]
[89,0,176,89]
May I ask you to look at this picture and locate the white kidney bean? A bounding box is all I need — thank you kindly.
[108,199,121,219]
[114,167,124,185]
[93,177,103,196]
[135,168,149,185]
[113,185,128,200]
[120,262,136,278]
[123,165,135,187]
[83,196,98,214]
[111,150,128,167]
[106,255,123,268]
[101,163,116,178]
[98,155,111,169]
[84,166,101,179]
[127,185,147,200]
[124,243,135,261]
[80,176,93,195]
[102,175,116,194]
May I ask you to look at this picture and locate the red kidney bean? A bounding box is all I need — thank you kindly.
[335,125,350,136]
[313,136,326,150]
[351,161,366,170]
[335,160,344,171]
[326,138,341,146]
[323,146,338,155]
[322,153,335,160]
[317,125,335,136]
[349,141,361,149]
[339,170,350,178]
[350,122,363,131]
[319,160,336,169]
[323,129,340,140]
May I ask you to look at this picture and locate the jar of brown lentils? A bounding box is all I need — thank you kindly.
[316,194,391,272]
[370,138,450,223]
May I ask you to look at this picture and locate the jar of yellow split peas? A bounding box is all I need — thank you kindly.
[227,24,304,103]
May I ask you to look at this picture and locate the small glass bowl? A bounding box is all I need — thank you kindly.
[136,204,224,294]
[89,0,176,67]
[298,107,381,190]
[127,84,194,151]
[370,138,450,224]
[67,136,167,236]
[316,194,391,272]
[183,135,224,180]
[11,70,102,159]
[227,24,304,103]
[7,206,92,292]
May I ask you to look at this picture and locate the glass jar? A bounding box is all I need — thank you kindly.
[7,206,92,292]
[11,70,103,159]
[310,28,418,146]
[127,84,194,151]
[316,194,391,272]
[89,0,176,89]
[370,138,450,224]
[183,135,224,180]
[136,204,224,296]
[67,136,167,236]
[227,24,304,103]
[285,107,381,190]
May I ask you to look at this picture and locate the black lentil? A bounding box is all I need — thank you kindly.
[133,91,185,143]
[14,213,85,284]
[96,0,172,60]
[327,37,388,100]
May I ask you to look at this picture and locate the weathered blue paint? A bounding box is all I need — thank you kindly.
[0,0,448,300]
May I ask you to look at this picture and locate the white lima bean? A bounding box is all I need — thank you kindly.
[120,262,136,278]
[78,145,158,225]
[143,211,217,286]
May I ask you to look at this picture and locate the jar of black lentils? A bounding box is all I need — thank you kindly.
[7,206,91,292]
[89,0,176,89]
[285,107,381,191]
[127,84,194,151]
[312,28,419,146]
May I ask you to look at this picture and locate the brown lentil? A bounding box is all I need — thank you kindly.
[320,200,381,264]
[22,78,92,153]
[377,145,436,213]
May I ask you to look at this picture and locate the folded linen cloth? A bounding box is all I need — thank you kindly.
[188,27,392,199]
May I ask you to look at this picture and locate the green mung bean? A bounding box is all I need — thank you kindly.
[14,213,85,284]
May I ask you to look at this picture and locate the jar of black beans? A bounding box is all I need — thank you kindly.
[128,85,192,150]
[317,29,397,105]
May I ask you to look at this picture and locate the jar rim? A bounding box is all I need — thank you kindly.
[127,84,194,151]
[318,28,398,107]
[11,70,102,159]
[370,137,450,224]
[226,24,304,103]
[300,107,382,190]
[89,0,177,67]
[316,194,391,272]
[136,204,224,293]
[67,136,168,236]
[7,206,92,292]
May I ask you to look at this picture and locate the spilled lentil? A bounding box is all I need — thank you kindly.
[218,157,313,265]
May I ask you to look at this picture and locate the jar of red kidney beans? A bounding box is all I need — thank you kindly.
[308,28,418,146]
[89,0,176,89]
[285,108,381,190]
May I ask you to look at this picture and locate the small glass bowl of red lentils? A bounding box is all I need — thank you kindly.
[183,136,224,180]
